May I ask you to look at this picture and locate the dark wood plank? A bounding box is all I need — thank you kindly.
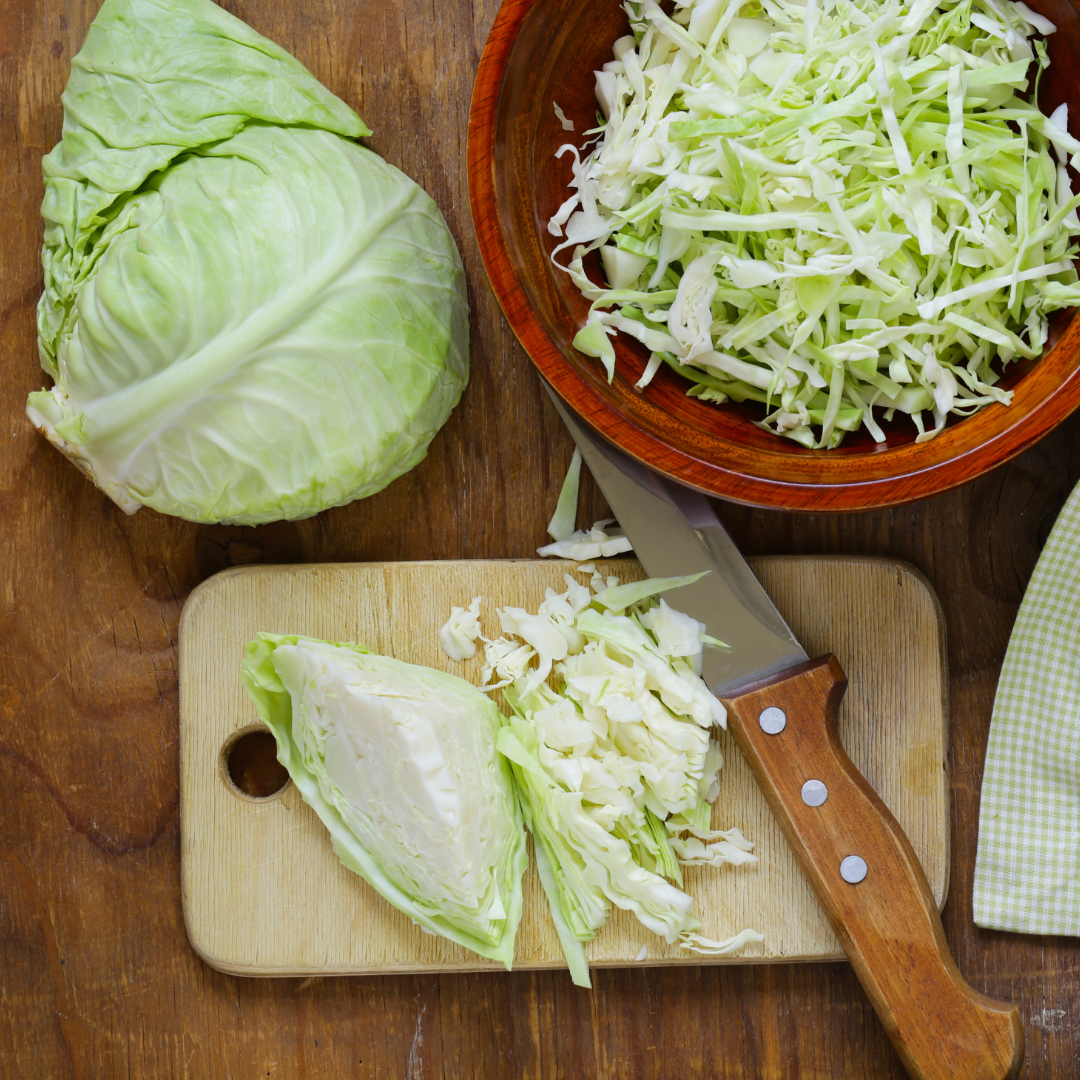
[1,0,1079,1077]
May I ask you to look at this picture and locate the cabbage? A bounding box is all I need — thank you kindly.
[553,0,1080,447]
[439,596,484,661]
[539,451,635,560]
[546,448,584,542]
[476,572,761,986]
[537,519,635,560]
[27,0,468,523]
[240,634,527,968]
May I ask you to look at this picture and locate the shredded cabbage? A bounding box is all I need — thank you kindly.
[469,571,760,986]
[537,518,635,560]
[552,0,1080,447]
[439,596,484,661]
[539,447,636,559]
[547,448,584,542]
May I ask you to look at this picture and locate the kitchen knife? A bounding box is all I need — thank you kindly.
[545,387,1023,1080]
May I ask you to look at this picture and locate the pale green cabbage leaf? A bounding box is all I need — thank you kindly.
[240,634,527,969]
[28,0,468,523]
[547,448,584,542]
[553,0,1080,448]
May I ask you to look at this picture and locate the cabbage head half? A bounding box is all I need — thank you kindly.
[241,634,527,968]
[27,0,469,524]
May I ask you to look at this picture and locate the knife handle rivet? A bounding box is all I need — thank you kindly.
[840,855,868,884]
[759,706,787,734]
[801,779,828,806]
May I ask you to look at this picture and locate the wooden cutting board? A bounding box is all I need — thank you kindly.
[179,556,948,977]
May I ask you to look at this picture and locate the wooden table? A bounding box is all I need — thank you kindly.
[2,1,1078,1076]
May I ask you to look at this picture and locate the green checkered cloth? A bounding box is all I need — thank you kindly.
[974,481,1080,936]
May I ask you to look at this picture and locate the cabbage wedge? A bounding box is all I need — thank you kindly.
[241,634,527,968]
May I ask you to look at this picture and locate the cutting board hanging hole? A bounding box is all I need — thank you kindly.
[220,725,290,800]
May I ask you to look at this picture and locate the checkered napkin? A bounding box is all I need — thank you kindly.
[974,482,1080,936]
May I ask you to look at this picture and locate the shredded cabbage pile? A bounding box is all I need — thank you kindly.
[552,0,1080,447]
[449,570,762,987]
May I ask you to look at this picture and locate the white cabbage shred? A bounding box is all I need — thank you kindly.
[538,449,635,560]
[456,570,761,986]
[537,519,635,560]
[554,101,577,131]
[546,448,584,542]
[439,596,484,661]
[551,0,1080,447]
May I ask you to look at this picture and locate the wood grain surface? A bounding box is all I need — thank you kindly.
[179,557,947,977]
[2,1,1079,1077]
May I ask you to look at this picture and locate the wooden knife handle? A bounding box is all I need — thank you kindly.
[721,655,1023,1080]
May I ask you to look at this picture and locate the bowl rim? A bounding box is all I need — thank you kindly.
[467,0,1080,512]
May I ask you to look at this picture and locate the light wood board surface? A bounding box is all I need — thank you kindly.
[179,556,948,977]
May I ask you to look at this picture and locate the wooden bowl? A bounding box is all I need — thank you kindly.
[468,0,1080,511]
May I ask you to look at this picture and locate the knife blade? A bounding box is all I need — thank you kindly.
[545,391,805,695]
[544,383,1023,1080]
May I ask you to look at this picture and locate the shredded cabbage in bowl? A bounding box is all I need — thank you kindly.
[551,0,1080,448]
